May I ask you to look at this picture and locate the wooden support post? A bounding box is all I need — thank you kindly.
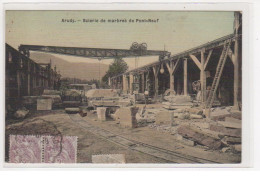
[141,72,145,93]
[27,60,31,95]
[125,75,129,93]
[166,59,180,94]
[108,77,111,86]
[113,78,115,89]
[27,74,30,95]
[166,61,174,92]
[200,49,206,104]
[17,71,21,97]
[152,66,159,98]
[129,74,134,94]
[169,74,174,92]
[122,74,128,94]
[183,58,188,95]
[233,12,240,110]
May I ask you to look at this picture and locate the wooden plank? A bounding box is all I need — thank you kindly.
[189,54,201,69]
[204,49,213,70]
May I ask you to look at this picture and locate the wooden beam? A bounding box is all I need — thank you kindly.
[152,65,159,77]
[204,49,213,70]
[166,61,173,74]
[183,58,188,95]
[172,59,180,74]
[227,48,235,65]
[166,59,180,75]
[153,65,159,98]
[189,54,201,69]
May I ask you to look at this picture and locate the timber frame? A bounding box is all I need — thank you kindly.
[110,12,242,110]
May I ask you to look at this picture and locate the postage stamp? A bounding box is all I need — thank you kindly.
[9,135,77,163]
[43,136,77,163]
[9,135,42,163]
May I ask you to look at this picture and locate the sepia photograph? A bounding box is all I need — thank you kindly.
[4,9,243,165]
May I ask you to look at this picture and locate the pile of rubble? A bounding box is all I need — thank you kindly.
[145,104,241,153]
[13,107,29,119]
[162,95,194,110]
[21,89,62,111]
[86,89,132,107]
[135,106,159,127]
[62,88,241,154]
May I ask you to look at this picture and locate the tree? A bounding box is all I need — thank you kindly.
[102,58,128,83]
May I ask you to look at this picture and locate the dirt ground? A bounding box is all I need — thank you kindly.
[5,110,167,163]
[5,108,241,164]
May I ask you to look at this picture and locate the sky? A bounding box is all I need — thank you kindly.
[5,11,235,69]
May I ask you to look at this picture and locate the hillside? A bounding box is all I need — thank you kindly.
[30,52,109,80]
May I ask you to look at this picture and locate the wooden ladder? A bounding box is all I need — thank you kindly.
[205,39,232,109]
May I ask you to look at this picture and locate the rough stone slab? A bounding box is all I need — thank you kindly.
[210,108,231,120]
[181,137,195,146]
[64,89,82,97]
[221,136,241,145]
[177,125,222,150]
[211,116,226,122]
[155,111,174,126]
[187,107,203,115]
[92,154,126,163]
[178,112,190,119]
[79,110,88,117]
[22,96,39,105]
[222,147,231,153]
[217,121,241,129]
[162,102,193,110]
[230,110,242,120]
[164,95,192,103]
[198,129,222,140]
[210,125,241,137]
[43,89,60,95]
[190,122,210,129]
[62,101,81,107]
[14,108,29,119]
[118,99,132,107]
[173,134,183,141]
[37,98,52,110]
[118,107,138,128]
[65,108,80,114]
[86,89,119,98]
[92,100,118,107]
[190,114,203,119]
[225,117,242,124]
[41,95,62,104]
[97,107,107,121]
[233,144,241,152]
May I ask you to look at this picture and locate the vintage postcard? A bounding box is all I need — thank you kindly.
[4,7,244,167]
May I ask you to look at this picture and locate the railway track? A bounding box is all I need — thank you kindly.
[69,114,220,164]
